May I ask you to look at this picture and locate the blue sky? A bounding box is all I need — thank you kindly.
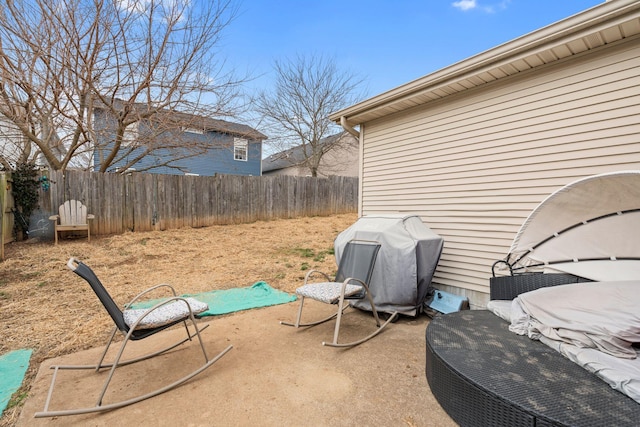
[223,0,605,101]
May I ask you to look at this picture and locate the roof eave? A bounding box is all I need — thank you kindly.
[330,0,640,126]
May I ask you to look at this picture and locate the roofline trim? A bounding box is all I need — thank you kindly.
[330,0,640,124]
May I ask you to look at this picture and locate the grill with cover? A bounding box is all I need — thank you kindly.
[334,214,444,316]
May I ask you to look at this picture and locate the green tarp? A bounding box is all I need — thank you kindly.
[132,281,296,316]
[0,349,32,416]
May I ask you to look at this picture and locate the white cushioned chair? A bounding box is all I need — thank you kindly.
[281,240,397,347]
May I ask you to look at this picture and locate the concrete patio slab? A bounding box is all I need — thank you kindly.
[18,300,455,426]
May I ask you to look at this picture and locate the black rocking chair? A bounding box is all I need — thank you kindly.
[35,258,232,418]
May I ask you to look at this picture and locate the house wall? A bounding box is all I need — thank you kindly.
[191,139,262,176]
[262,135,360,177]
[316,140,359,178]
[0,112,27,166]
[359,36,640,309]
[124,135,262,176]
[93,110,262,176]
[262,165,303,177]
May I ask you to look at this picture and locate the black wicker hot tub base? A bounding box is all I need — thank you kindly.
[425,310,640,427]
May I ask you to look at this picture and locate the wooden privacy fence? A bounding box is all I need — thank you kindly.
[0,172,9,259]
[33,170,357,237]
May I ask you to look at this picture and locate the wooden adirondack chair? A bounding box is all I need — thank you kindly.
[49,200,95,245]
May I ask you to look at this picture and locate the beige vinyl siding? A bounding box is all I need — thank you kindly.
[359,37,640,308]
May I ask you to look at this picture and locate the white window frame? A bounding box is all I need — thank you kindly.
[122,122,139,146]
[234,137,248,161]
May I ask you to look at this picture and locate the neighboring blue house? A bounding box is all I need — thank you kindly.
[92,103,267,176]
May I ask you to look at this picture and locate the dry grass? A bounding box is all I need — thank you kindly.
[0,213,357,426]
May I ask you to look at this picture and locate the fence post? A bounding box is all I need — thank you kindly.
[0,172,4,261]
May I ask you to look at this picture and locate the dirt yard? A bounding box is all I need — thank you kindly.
[0,213,358,426]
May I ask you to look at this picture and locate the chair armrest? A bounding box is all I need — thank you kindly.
[49,215,59,221]
[87,214,95,220]
[341,277,367,287]
[124,283,179,308]
[303,269,332,284]
[340,277,368,299]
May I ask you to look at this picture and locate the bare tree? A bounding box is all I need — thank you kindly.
[0,0,247,172]
[253,54,365,177]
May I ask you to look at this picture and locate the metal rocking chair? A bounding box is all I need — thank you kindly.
[281,240,398,347]
[35,258,232,418]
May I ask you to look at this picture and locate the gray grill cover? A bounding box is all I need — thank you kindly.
[334,215,444,316]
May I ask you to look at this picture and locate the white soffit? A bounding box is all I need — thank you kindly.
[330,0,640,126]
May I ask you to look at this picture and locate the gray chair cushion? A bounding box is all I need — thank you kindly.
[296,282,363,304]
[123,297,209,329]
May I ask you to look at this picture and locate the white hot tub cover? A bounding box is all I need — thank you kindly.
[499,170,640,281]
[334,214,444,316]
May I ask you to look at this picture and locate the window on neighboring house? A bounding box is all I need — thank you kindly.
[234,137,248,161]
[121,122,138,146]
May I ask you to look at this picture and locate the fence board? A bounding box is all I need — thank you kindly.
[0,173,7,256]
[26,171,356,240]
